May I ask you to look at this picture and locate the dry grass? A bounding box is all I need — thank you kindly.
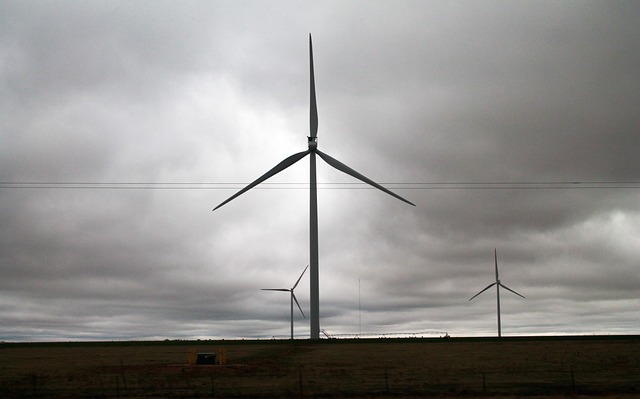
[1,335,638,398]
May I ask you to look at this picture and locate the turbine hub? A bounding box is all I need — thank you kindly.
[308,136,318,150]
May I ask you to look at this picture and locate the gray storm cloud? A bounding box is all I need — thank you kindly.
[1,0,638,341]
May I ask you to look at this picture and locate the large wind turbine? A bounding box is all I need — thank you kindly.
[213,34,415,339]
[262,265,308,340]
[469,249,525,337]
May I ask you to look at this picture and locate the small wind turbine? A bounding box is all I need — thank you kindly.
[469,249,525,337]
[262,265,308,340]
[213,34,415,339]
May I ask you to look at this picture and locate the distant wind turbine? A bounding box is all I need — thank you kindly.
[213,34,415,339]
[262,265,308,340]
[469,249,525,337]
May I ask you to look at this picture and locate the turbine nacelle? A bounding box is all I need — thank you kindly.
[308,136,318,150]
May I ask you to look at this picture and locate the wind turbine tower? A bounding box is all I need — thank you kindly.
[262,265,308,340]
[213,35,415,339]
[469,249,525,337]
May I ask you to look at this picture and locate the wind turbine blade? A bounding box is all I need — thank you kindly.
[494,249,499,281]
[499,283,526,299]
[262,288,290,292]
[316,150,415,206]
[292,292,306,318]
[309,34,318,138]
[292,265,309,290]
[213,150,310,211]
[469,282,497,301]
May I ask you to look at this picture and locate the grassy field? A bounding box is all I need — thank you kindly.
[1,335,638,398]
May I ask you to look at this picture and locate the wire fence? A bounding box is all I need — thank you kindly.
[2,360,638,398]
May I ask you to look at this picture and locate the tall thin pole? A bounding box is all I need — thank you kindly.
[309,151,320,339]
[290,293,294,339]
[496,283,502,338]
[358,278,362,336]
[308,34,320,340]
[495,248,501,338]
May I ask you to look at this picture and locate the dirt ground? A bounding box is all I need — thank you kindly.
[1,335,638,398]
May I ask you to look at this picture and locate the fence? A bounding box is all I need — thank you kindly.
[2,361,638,398]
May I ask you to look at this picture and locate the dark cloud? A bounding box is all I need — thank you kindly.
[1,1,638,341]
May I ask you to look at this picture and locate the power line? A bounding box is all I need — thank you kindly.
[0,181,638,190]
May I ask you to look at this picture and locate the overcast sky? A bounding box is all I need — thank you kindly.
[1,0,638,341]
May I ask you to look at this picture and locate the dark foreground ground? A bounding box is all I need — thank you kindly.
[1,335,639,398]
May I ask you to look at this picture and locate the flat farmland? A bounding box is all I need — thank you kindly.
[1,335,638,398]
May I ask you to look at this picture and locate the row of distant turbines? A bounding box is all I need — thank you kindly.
[263,248,524,339]
[213,35,523,339]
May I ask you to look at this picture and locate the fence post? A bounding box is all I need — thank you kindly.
[299,369,304,398]
[384,367,390,394]
[31,374,38,397]
[570,367,576,393]
[120,359,127,389]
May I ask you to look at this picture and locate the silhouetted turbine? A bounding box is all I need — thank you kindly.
[262,265,308,340]
[214,34,415,339]
[469,249,525,337]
